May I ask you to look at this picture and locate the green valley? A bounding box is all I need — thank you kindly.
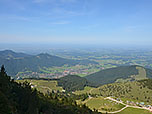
[16,76,152,114]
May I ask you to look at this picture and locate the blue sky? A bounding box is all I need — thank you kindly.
[0,0,152,46]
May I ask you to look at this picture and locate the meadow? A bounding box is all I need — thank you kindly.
[17,79,63,93]
[77,96,125,113]
[117,107,152,114]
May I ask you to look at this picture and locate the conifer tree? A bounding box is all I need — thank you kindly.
[1,65,6,75]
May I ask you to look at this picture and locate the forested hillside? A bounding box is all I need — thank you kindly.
[57,75,96,92]
[85,65,152,85]
[0,65,100,114]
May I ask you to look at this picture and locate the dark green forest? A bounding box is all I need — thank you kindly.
[57,75,97,92]
[0,65,100,114]
[85,65,152,85]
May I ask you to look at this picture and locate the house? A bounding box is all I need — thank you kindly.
[140,102,145,106]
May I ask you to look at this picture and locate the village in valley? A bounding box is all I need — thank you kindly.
[16,64,102,79]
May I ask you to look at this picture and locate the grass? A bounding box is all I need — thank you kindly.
[117,107,152,114]
[116,66,148,83]
[74,86,93,95]
[92,81,152,104]
[134,66,147,80]
[74,86,100,95]
[78,96,125,113]
[17,79,63,93]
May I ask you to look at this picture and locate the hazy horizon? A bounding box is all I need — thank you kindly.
[0,43,152,55]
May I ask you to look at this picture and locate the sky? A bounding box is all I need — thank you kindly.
[0,0,152,47]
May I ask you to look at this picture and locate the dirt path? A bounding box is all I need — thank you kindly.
[104,97,151,113]
[105,105,128,114]
[89,88,94,93]
[82,97,93,104]
[40,86,52,91]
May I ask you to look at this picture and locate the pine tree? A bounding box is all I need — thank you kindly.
[1,65,6,75]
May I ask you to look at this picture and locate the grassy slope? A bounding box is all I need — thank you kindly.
[77,96,125,113]
[98,81,152,104]
[17,75,96,93]
[131,66,147,80]
[117,107,152,114]
[17,79,63,93]
[75,80,152,113]
[74,80,152,104]
[74,86,94,95]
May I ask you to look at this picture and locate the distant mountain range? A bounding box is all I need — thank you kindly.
[0,50,97,76]
[0,50,31,58]
[85,65,152,86]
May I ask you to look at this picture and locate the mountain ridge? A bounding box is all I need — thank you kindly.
[0,50,98,76]
[0,50,31,58]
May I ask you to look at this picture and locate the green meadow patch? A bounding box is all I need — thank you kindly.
[78,96,125,113]
[16,79,63,93]
[117,107,152,114]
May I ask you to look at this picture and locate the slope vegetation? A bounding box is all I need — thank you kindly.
[76,79,152,104]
